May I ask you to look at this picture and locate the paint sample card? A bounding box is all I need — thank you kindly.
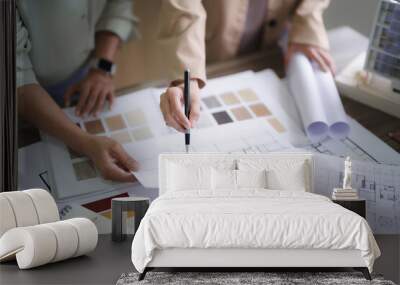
[41,71,309,199]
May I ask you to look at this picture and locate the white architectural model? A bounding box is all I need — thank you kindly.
[332,156,359,200]
[343,156,352,190]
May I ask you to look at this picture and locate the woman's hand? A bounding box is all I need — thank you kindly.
[285,43,336,75]
[160,80,201,132]
[64,69,115,117]
[83,136,139,182]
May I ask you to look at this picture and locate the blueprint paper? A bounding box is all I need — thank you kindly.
[314,153,400,234]
[255,69,400,166]
[287,53,349,142]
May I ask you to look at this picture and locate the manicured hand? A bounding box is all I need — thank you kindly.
[84,136,138,182]
[160,80,200,132]
[64,69,115,117]
[285,43,336,75]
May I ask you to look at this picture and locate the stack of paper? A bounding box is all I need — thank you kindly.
[332,188,359,200]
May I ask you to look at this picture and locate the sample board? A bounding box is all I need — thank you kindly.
[41,71,298,199]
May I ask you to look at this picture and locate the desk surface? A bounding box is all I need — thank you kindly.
[18,52,400,152]
[0,235,133,285]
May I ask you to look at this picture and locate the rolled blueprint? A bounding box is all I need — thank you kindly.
[314,67,350,139]
[287,53,349,142]
[288,53,329,142]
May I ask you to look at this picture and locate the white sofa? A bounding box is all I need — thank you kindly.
[0,189,98,269]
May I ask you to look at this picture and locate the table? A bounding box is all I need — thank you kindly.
[112,197,150,242]
[332,199,366,218]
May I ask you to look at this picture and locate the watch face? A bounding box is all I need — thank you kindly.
[98,59,113,73]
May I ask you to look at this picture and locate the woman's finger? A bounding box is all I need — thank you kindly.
[309,48,329,72]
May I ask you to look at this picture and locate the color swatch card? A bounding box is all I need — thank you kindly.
[41,88,169,200]
[41,71,301,199]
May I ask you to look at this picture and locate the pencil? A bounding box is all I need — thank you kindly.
[184,69,190,153]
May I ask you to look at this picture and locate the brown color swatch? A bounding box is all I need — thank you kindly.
[249,103,271,117]
[268,118,286,133]
[105,115,126,131]
[84,120,105,134]
[231,107,252,121]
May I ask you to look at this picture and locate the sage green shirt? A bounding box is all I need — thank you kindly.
[16,0,138,88]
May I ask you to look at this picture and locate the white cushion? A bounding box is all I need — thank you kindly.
[238,158,310,191]
[236,169,268,189]
[167,162,212,191]
[212,168,236,190]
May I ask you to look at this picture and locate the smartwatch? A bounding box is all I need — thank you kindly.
[89,58,117,76]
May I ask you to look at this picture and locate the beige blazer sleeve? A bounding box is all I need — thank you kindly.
[156,0,207,88]
[288,0,330,50]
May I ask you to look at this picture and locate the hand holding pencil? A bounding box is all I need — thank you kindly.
[159,71,201,133]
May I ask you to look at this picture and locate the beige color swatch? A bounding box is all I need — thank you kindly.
[250,103,272,117]
[105,115,126,131]
[268,118,286,133]
[238,88,258,102]
[231,107,252,121]
[220,92,240,105]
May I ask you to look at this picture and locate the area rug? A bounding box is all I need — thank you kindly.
[116,272,396,285]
